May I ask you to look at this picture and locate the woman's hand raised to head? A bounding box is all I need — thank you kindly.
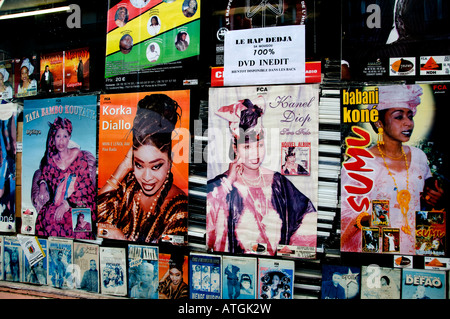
[227,154,243,185]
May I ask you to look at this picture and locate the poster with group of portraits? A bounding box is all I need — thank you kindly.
[21,95,98,240]
[340,83,449,256]
[105,0,201,91]
[206,84,319,259]
[97,90,190,245]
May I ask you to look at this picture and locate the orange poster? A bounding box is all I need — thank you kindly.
[65,47,90,92]
[97,90,190,245]
[158,251,189,299]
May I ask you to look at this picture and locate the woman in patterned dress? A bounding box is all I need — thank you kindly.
[34,117,96,239]
[97,94,188,244]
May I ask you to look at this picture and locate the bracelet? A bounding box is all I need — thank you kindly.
[106,178,119,190]
[110,174,121,185]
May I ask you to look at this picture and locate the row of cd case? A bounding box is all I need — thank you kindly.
[0,235,295,299]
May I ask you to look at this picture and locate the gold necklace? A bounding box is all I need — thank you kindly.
[129,173,170,241]
[378,145,404,160]
[377,144,411,235]
[240,169,268,216]
[239,169,262,186]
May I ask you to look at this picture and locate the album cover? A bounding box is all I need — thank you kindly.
[158,247,189,299]
[14,56,38,98]
[47,237,73,289]
[381,228,400,253]
[222,255,257,299]
[360,265,401,299]
[416,210,446,256]
[321,264,360,299]
[258,258,294,299]
[97,91,189,245]
[21,95,98,239]
[22,237,47,285]
[371,199,390,226]
[0,60,15,100]
[39,51,64,94]
[189,253,222,299]
[100,246,127,296]
[401,268,446,299]
[128,244,159,299]
[2,235,22,282]
[73,242,100,293]
[207,85,319,258]
[64,47,89,92]
[362,227,379,253]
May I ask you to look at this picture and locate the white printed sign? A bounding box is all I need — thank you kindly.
[224,25,305,86]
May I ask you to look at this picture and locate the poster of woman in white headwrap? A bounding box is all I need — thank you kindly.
[340,84,449,256]
[207,85,319,258]
[14,57,38,98]
[0,60,14,101]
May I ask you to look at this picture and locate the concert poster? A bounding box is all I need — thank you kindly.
[340,84,450,256]
[21,95,98,239]
[97,90,190,244]
[207,85,319,258]
[105,0,201,90]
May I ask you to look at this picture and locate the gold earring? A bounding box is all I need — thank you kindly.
[377,127,384,145]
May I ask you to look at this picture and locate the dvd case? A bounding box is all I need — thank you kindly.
[158,248,189,299]
[128,244,159,299]
[401,268,446,299]
[360,265,400,299]
[74,242,100,293]
[189,253,222,299]
[47,237,73,289]
[258,258,294,299]
[2,236,22,282]
[222,255,257,299]
[321,264,360,299]
[100,246,127,296]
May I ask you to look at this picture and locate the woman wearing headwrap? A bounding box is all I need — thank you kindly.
[281,146,308,175]
[34,117,96,239]
[341,85,444,254]
[97,94,188,244]
[158,252,188,299]
[17,58,37,97]
[206,97,317,256]
[0,68,13,100]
